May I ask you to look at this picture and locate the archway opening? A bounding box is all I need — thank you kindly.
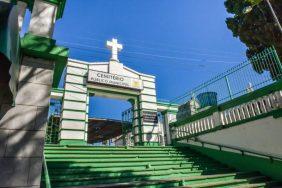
[87,95,134,146]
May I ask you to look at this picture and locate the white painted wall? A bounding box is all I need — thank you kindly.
[17,1,27,31]
[60,130,84,140]
[196,116,282,156]
[28,0,57,38]
[89,63,108,72]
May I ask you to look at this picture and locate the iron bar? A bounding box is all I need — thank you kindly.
[170,47,281,110]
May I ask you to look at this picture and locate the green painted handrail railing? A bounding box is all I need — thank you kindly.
[171,79,282,128]
[170,47,282,107]
[170,80,282,142]
[179,138,282,162]
[43,154,51,188]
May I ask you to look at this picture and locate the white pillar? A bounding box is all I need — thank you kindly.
[17,1,27,31]
[158,113,165,146]
[163,113,172,145]
[0,0,12,3]
[28,0,57,38]
[163,112,177,145]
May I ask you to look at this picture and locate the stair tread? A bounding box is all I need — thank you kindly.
[45,154,195,159]
[180,176,267,188]
[46,157,204,163]
[50,172,260,188]
[49,163,221,174]
[230,180,282,188]
[50,167,233,181]
[59,179,178,188]
[167,171,256,181]
[182,179,248,187]
[42,146,279,188]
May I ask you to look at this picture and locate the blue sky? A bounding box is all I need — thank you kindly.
[24,0,247,120]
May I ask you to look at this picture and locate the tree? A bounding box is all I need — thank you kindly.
[224,0,282,80]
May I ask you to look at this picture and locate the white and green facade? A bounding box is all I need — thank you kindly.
[2,0,282,187]
[59,56,161,146]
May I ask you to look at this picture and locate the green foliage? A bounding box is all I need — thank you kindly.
[224,0,282,80]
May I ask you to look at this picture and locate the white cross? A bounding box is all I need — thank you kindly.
[106,38,123,62]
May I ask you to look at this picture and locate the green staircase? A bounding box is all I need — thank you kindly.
[42,145,281,187]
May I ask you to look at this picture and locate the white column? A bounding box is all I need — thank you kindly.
[0,0,12,3]
[28,0,57,38]
[17,1,27,31]
[59,61,88,145]
[163,112,177,145]
[139,76,159,146]
[158,113,165,146]
[164,113,172,145]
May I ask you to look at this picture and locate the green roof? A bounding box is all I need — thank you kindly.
[21,33,69,87]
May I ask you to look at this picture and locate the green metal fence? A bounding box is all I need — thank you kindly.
[121,108,134,145]
[45,99,61,144]
[42,154,51,188]
[170,47,282,110]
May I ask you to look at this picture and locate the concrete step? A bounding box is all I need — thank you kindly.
[46,159,218,169]
[180,176,266,188]
[50,169,236,187]
[49,162,222,175]
[48,171,257,188]
[42,146,281,188]
[45,153,196,159]
[44,145,179,151]
[49,165,231,180]
[45,156,206,163]
[229,180,282,188]
[44,150,185,155]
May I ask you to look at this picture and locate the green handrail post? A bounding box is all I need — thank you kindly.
[122,123,126,145]
[224,76,233,100]
[271,46,282,80]
[43,154,51,188]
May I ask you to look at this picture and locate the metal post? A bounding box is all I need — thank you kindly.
[122,123,125,146]
[225,76,233,100]
[271,46,282,79]
[43,154,51,188]
[265,0,282,35]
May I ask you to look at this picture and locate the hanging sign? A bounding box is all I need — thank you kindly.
[88,70,143,90]
[143,111,158,123]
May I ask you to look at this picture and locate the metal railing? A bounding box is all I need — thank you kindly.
[45,99,62,144]
[42,154,51,188]
[122,107,134,123]
[45,115,60,144]
[183,138,282,162]
[48,99,62,117]
[171,88,282,141]
[121,107,134,146]
[170,47,282,141]
[171,47,282,109]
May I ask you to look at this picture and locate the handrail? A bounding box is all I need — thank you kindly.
[171,80,282,128]
[187,138,282,162]
[170,81,282,143]
[43,154,51,188]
